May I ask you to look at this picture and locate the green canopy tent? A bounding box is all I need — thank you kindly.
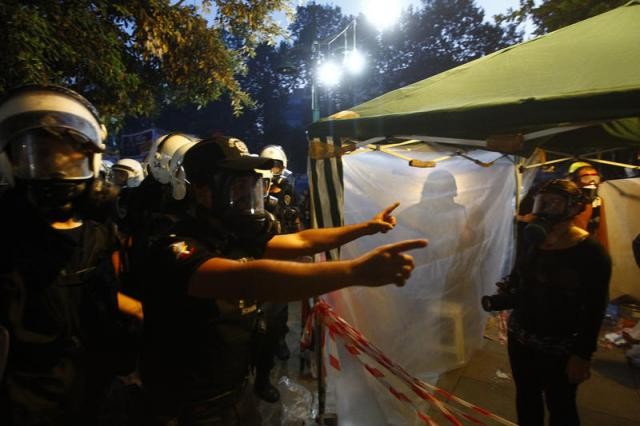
[305,6,640,422]
[306,1,640,232]
[308,1,640,156]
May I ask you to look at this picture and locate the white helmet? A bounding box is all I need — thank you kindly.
[147,133,199,200]
[112,158,145,188]
[100,159,113,180]
[260,145,291,184]
[0,85,107,183]
[256,168,273,196]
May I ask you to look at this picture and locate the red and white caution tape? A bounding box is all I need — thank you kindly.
[303,300,517,426]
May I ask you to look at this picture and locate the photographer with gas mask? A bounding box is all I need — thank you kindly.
[137,136,426,425]
[0,85,122,425]
[485,179,611,426]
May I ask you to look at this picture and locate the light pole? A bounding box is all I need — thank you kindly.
[311,41,321,123]
[309,12,398,423]
[312,19,361,123]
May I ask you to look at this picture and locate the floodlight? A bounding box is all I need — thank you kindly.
[318,60,342,87]
[364,0,400,30]
[343,49,365,74]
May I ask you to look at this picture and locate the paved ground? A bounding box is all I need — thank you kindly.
[257,302,640,425]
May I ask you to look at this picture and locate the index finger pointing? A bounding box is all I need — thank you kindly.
[382,201,401,217]
[384,239,428,254]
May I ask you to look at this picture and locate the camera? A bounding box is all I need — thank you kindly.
[481,275,519,312]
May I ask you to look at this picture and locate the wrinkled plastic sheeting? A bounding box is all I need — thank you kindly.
[325,146,517,425]
[599,177,640,300]
[277,376,317,425]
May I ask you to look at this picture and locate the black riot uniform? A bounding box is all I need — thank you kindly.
[0,191,120,426]
[136,136,275,425]
[140,216,266,424]
[0,85,121,426]
[252,179,299,403]
[271,180,300,235]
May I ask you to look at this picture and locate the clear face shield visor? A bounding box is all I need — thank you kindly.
[111,168,130,186]
[222,172,265,215]
[9,129,93,180]
[270,160,292,183]
[531,192,570,218]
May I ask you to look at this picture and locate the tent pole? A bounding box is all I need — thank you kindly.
[315,298,326,424]
[514,156,524,257]
[519,157,572,171]
[582,157,640,170]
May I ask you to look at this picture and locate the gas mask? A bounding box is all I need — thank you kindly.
[17,178,89,222]
[0,85,113,222]
[523,189,584,246]
[271,160,292,186]
[9,129,118,222]
[575,170,601,202]
[523,216,552,247]
[206,171,276,242]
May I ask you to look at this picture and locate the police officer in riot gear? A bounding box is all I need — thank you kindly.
[0,85,120,425]
[111,158,145,189]
[252,145,300,403]
[137,135,426,425]
[260,145,300,234]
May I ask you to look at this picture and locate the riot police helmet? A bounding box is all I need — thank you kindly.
[259,145,292,185]
[0,85,111,221]
[112,158,145,188]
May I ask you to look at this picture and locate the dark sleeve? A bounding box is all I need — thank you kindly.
[151,236,217,295]
[87,221,119,301]
[571,239,612,360]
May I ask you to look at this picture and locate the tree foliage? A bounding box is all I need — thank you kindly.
[0,0,293,126]
[120,1,523,171]
[497,0,628,36]
[365,0,521,97]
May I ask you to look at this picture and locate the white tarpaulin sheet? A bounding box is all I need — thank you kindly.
[323,144,516,425]
[599,177,640,300]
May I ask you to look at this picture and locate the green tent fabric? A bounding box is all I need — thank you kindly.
[308,1,640,153]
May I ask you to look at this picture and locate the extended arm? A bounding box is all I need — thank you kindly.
[117,292,144,321]
[189,238,427,302]
[264,202,400,259]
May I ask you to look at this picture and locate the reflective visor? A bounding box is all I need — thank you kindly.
[111,168,130,186]
[271,160,284,176]
[225,173,265,214]
[9,129,93,180]
[532,192,569,217]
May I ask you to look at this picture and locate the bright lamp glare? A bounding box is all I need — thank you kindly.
[364,0,400,30]
[343,50,365,74]
[318,61,342,86]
